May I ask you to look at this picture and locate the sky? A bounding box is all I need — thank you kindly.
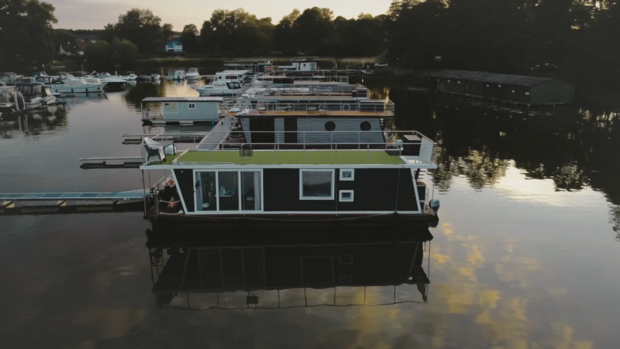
[46,0,393,30]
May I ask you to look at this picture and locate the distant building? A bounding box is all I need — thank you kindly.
[75,35,98,56]
[165,36,184,54]
[428,70,575,106]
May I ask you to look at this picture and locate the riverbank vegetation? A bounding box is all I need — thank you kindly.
[2,0,620,91]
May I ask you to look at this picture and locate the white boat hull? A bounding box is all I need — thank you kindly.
[186,74,200,80]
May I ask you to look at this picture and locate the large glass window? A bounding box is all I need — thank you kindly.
[300,170,334,200]
[218,172,239,211]
[195,170,263,212]
[196,172,217,211]
[241,171,262,211]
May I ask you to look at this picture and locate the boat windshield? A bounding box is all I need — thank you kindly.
[188,68,197,73]
[226,82,241,89]
[17,84,42,95]
[0,87,15,102]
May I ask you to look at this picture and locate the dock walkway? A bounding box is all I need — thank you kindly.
[196,117,233,150]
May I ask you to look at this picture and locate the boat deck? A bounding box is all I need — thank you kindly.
[148,150,406,166]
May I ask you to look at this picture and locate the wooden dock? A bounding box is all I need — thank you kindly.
[79,156,143,169]
[0,191,147,215]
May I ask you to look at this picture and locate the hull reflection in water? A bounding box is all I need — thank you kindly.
[146,221,433,310]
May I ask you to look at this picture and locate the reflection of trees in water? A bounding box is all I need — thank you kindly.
[371,85,620,229]
[0,106,69,137]
[123,82,164,109]
[432,142,509,191]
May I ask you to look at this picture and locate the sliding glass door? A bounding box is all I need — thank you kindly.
[195,170,262,213]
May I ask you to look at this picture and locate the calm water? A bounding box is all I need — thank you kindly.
[1,78,619,348]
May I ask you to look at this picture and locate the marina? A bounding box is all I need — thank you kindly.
[2,72,620,348]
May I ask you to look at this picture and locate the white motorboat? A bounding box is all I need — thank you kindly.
[120,71,137,81]
[15,82,56,109]
[48,74,107,94]
[87,72,127,89]
[195,81,242,96]
[150,74,161,80]
[186,68,200,80]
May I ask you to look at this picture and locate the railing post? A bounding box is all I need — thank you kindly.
[274,143,276,164]
[367,144,370,165]
[335,144,338,164]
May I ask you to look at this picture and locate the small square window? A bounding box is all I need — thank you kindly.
[339,190,354,202]
[188,103,196,109]
[498,84,502,87]
[512,90,515,93]
[525,92,530,95]
[340,169,354,181]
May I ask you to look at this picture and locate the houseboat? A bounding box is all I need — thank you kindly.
[146,220,432,309]
[243,82,369,98]
[141,97,223,125]
[227,95,393,144]
[224,60,274,74]
[15,82,56,109]
[291,59,318,71]
[253,72,349,85]
[137,126,437,223]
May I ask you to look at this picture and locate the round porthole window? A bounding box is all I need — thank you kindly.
[325,121,336,131]
[360,121,371,131]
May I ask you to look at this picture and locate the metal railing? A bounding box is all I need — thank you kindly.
[230,99,394,114]
[149,130,436,166]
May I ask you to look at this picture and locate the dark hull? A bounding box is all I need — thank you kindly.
[144,212,438,231]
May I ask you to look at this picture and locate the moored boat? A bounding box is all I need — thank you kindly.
[15,82,57,109]
[195,81,242,96]
[185,68,200,80]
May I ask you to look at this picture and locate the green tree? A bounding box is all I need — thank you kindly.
[105,8,164,54]
[274,9,300,55]
[202,8,274,55]
[111,38,139,65]
[162,23,174,40]
[293,7,335,54]
[0,0,57,68]
[180,24,199,53]
[84,41,113,68]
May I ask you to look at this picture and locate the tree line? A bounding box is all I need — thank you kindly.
[2,0,620,87]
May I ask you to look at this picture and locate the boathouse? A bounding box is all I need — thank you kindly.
[428,70,575,105]
[141,97,222,124]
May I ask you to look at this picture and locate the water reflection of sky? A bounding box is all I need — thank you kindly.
[0,81,619,348]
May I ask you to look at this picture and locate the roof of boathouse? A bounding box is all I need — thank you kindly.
[428,70,554,87]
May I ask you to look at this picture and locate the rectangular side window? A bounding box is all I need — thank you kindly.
[339,190,354,202]
[340,169,355,181]
[188,103,196,109]
[300,170,334,200]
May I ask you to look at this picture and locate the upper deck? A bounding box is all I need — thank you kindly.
[142,130,436,169]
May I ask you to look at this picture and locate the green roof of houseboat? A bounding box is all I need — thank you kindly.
[149,150,406,166]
